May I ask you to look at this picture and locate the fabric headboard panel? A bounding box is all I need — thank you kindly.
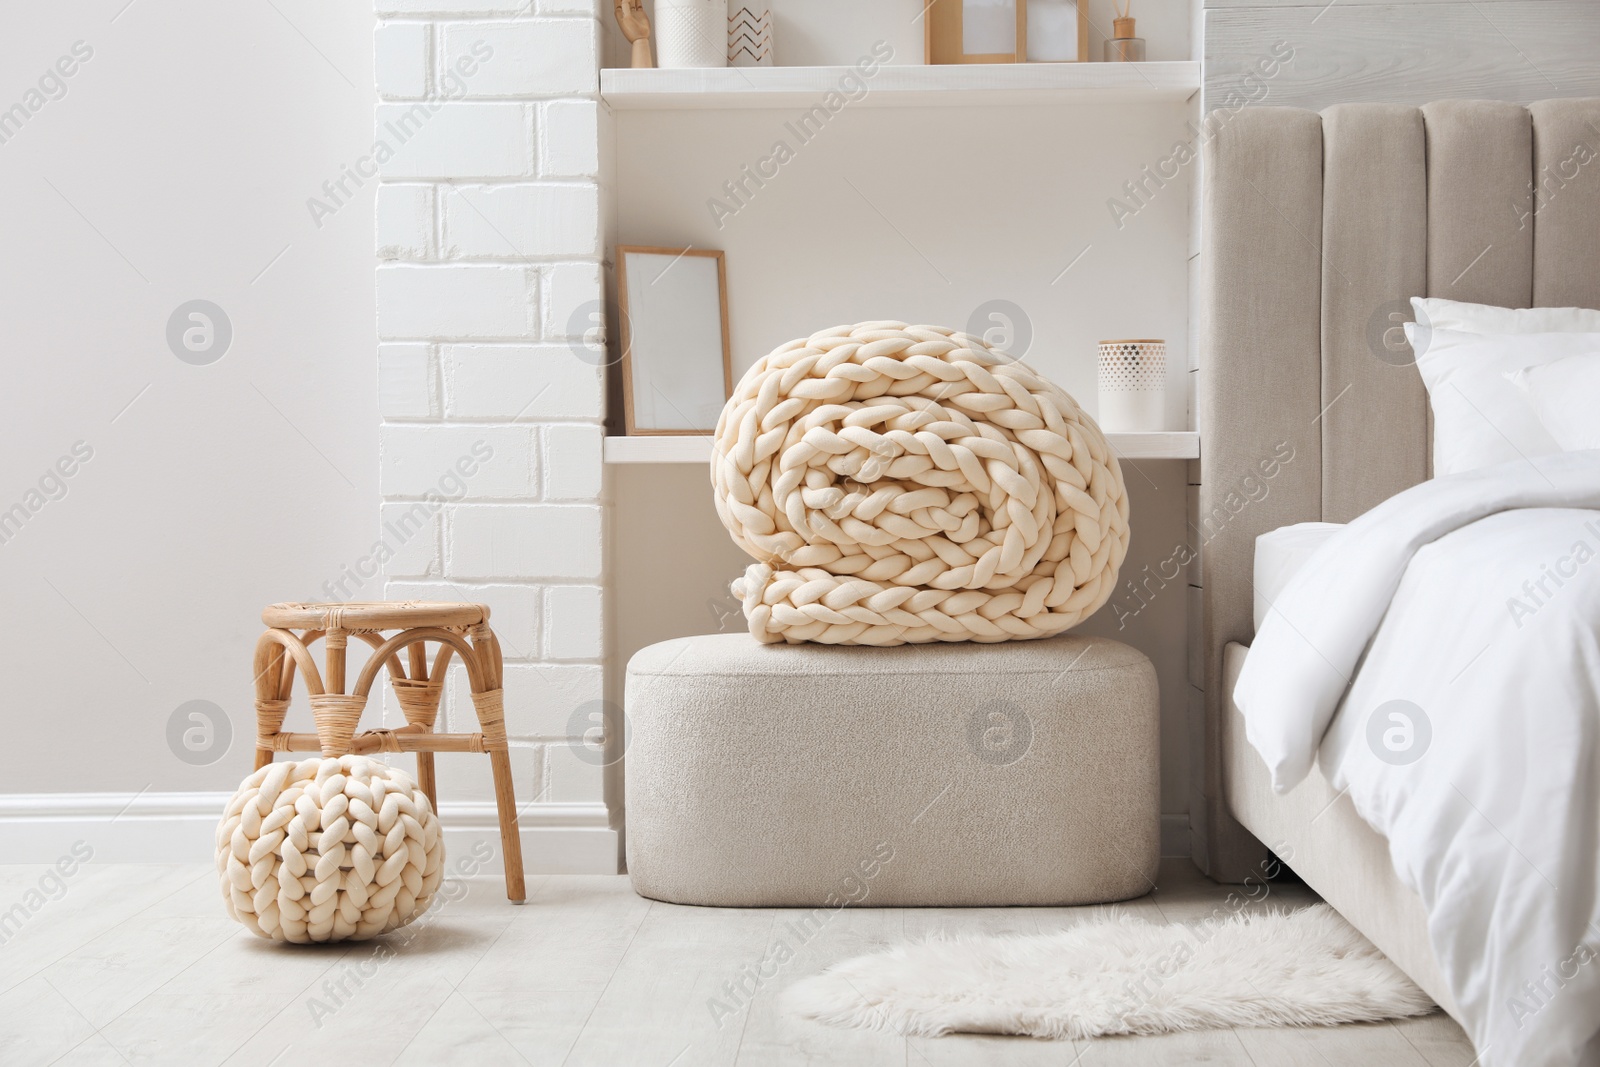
[1195,98,1600,882]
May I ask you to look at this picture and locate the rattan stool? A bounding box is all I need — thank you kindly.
[252,601,525,902]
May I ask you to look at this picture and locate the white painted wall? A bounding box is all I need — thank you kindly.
[612,101,1193,425]
[0,1,379,794]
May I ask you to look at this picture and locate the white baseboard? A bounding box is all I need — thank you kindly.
[1161,813,1193,858]
[0,792,619,874]
[2,792,1183,876]
[436,800,619,876]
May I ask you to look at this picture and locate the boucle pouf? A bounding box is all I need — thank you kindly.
[217,755,444,943]
[625,633,1158,907]
[711,322,1130,645]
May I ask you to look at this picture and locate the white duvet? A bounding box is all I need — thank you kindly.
[1235,451,1600,1067]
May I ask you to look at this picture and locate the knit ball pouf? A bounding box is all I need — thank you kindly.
[711,322,1130,645]
[217,755,444,943]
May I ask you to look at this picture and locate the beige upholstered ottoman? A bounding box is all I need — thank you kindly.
[624,633,1158,907]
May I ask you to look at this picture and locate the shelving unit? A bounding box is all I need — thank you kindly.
[603,18,1204,799]
[605,432,1198,464]
[601,61,1200,110]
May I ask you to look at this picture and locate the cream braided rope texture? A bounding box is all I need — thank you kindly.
[712,322,1130,645]
[217,755,444,943]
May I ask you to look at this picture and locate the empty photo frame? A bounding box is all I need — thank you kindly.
[924,0,1089,64]
[1027,0,1088,62]
[927,0,1024,63]
[616,247,733,436]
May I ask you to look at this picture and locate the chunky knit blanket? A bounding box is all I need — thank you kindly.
[711,322,1129,645]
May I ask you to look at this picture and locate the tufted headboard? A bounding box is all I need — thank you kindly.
[1194,98,1600,881]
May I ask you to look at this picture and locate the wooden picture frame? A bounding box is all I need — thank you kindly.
[924,0,1089,65]
[615,246,734,437]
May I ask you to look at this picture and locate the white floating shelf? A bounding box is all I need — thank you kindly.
[601,62,1200,110]
[606,432,1198,464]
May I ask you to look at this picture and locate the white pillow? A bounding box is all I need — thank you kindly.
[1412,296,1600,335]
[1507,353,1600,452]
[1405,325,1600,475]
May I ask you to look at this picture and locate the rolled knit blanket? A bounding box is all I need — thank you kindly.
[711,322,1130,645]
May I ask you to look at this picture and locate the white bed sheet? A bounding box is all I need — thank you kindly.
[1253,522,1344,633]
[1234,451,1600,1067]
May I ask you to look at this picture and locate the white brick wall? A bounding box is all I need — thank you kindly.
[373,22,430,98]
[543,260,603,339]
[377,0,528,14]
[440,20,600,97]
[539,100,600,178]
[375,185,433,259]
[443,344,603,419]
[376,101,534,180]
[378,500,442,577]
[378,424,537,498]
[376,264,537,339]
[372,0,607,821]
[377,342,435,417]
[542,423,603,500]
[441,183,600,258]
[448,504,602,579]
[543,584,603,659]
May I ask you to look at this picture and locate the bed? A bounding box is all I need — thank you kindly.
[1194,98,1600,1060]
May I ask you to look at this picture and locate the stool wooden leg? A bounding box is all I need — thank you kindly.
[469,620,524,903]
[252,637,290,773]
[404,642,440,810]
[415,753,438,811]
[489,745,526,903]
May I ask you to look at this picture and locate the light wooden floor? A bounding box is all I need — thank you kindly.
[0,858,1479,1066]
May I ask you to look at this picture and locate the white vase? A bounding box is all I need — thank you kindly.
[656,0,727,69]
[1097,340,1168,432]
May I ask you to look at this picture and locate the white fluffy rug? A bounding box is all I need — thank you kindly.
[783,905,1434,1039]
